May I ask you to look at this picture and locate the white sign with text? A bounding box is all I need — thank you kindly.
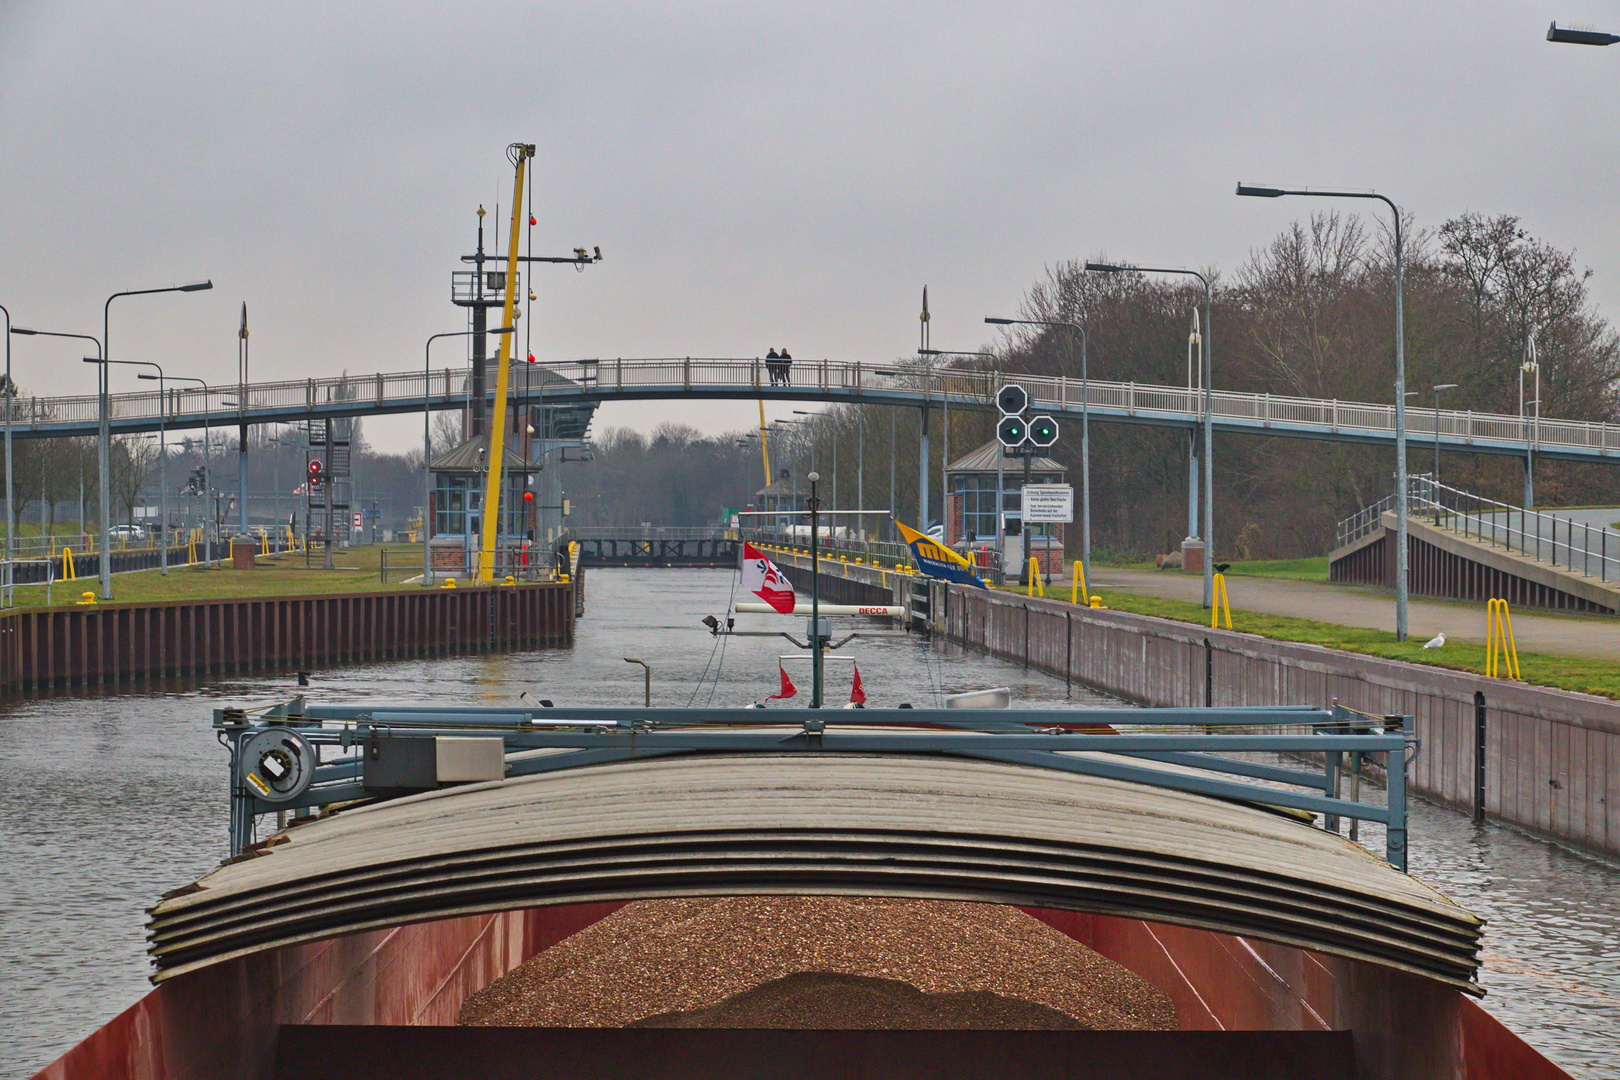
[1020,484,1074,523]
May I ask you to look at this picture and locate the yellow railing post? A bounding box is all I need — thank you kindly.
[1071,560,1088,606]
[61,547,76,581]
[1210,572,1233,630]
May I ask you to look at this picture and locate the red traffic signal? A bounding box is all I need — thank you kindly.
[523,491,534,502]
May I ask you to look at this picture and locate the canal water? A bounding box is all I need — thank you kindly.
[0,568,1616,1078]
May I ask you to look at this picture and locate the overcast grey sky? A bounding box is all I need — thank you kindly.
[2,1,1616,454]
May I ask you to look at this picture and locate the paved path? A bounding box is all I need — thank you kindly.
[1068,568,1620,663]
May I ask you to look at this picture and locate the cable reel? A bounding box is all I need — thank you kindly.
[237,728,316,804]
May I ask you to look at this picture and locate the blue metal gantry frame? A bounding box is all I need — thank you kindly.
[218,702,1415,870]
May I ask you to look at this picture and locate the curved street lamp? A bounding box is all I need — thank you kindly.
[1237,183,1411,640]
[1084,261,1215,611]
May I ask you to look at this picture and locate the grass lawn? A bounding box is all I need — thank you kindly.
[5,543,431,609]
[1218,557,1331,582]
[995,582,1620,700]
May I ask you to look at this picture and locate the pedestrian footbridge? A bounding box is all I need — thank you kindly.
[11,356,1620,464]
[151,705,1482,993]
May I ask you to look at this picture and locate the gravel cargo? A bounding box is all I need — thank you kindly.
[458,896,1176,1030]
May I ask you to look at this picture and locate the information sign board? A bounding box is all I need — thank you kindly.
[1020,484,1074,523]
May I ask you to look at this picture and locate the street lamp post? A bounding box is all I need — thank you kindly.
[919,348,995,548]
[102,281,212,598]
[0,303,12,595]
[808,470,822,709]
[1432,383,1458,494]
[986,318,1090,598]
[425,327,514,586]
[113,362,167,574]
[9,326,103,578]
[1084,261,1214,610]
[1520,334,1540,510]
[1238,183,1412,641]
[166,375,216,566]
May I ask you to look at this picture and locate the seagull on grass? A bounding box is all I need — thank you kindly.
[1421,632,1446,650]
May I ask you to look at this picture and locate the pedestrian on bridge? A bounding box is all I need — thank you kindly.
[778,346,792,386]
[766,348,782,385]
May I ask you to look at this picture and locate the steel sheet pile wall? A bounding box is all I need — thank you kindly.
[944,585,1620,857]
[0,582,574,694]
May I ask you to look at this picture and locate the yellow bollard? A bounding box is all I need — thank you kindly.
[1486,598,1521,680]
[1089,595,1103,609]
[503,575,516,585]
[1210,572,1233,630]
[76,591,96,605]
[441,579,457,588]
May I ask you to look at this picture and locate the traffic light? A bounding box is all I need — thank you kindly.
[307,458,324,489]
[996,384,1028,415]
[1029,414,1059,448]
[997,414,1027,449]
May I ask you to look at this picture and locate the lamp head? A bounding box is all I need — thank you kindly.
[1084,261,1126,273]
[1235,183,1286,198]
[179,280,213,292]
[984,317,1015,325]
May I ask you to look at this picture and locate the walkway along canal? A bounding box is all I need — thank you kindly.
[768,546,1620,860]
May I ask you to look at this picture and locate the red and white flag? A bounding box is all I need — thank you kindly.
[767,664,797,701]
[850,662,867,706]
[740,542,797,614]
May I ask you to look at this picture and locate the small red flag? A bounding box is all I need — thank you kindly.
[767,664,797,701]
[850,663,867,706]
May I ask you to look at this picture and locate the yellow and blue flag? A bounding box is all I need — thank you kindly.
[895,520,988,590]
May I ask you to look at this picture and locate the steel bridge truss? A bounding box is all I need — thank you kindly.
[220,702,1414,870]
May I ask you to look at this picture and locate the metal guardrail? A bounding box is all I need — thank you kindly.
[6,357,1619,461]
[568,527,731,541]
[1413,477,1620,584]
[1337,476,1620,584]
[221,701,1416,870]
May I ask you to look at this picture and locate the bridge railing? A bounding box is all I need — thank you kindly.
[13,356,1620,460]
[569,526,731,541]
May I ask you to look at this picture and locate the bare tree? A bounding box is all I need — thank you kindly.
[109,435,160,529]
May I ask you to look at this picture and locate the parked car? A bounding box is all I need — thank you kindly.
[110,524,147,542]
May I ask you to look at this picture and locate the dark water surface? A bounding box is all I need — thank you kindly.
[1,568,1616,1078]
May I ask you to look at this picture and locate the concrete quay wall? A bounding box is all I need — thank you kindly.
[0,581,576,695]
[775,548,1620,858]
